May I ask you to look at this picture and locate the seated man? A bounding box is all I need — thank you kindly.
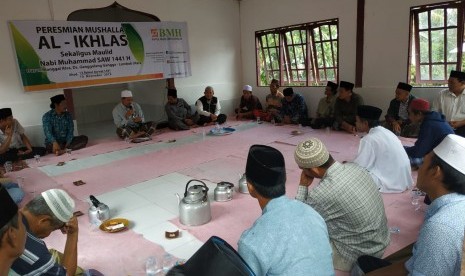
[235,85,262,120]
[353,105,412,193]
[112,90,155,139]
[165,88,198,130]
[1,172,24,204]
[294,138,389,271]
[0,108,45,164]
[433,70,465,137]
[195,86,227,126]
[238,144,334,275]
[11,189,82,276]
[0,185,26,275]
[43,95,88,154]
[404,98,454,168]
[353,134,465,276]
[311,81,338,129]
[265,79,284,121]
[277,87,309,125]
[384,82,419,137]
[334,81,364,134]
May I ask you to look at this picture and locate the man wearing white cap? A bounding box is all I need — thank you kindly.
[195,86,227,126]
[353,134,465,275]
[235,85,262,120]
[0,185,26,276]
[294,138,389,272]
[11,189,80,276]
[112,90,155,140]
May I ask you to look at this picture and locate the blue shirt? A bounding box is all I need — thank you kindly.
[405,193,465,276]
[10,216,66,276]
[42,109,75,145]
[238,196,334,276]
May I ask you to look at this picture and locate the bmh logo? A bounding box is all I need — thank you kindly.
[151,28,182,40]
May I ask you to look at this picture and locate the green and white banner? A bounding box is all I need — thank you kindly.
[9,20,191,92]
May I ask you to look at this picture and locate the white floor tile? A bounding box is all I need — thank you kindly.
[118,205,177,233]
[93,188,152,215]
[141,221,198,252]
[167,239,204,260]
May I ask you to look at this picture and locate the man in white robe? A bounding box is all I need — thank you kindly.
[353,105,413,193]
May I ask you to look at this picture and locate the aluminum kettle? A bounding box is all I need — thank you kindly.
[176,179,211,226]
[214,182,234,202]
[88,195,110,226]
[238,173,249,194]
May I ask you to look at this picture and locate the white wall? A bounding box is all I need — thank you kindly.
[240,0,447,117]
[0,0,241,144]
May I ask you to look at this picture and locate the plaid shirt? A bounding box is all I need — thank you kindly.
[296,162,389,265]
[42,109,74,145]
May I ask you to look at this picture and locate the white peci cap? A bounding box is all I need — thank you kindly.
[121,90,133,98]
[433,134,465,175]
[243,85,252,92]
[41,189,75,222]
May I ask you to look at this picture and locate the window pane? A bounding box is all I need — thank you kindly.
[431,64,445,80]
[291,71,298,81]
[301,30,307,43]
[420,65,430,80]
[285,32,293,44]
[313,28,320,41]
[323,42,334,66]
[431,30,444,63]
[296,45,306,69]
[298,70,306,81]
[419,31,430,63]
[326,69,335,80]
[448,64,457,75]
[316,43,324,67]
[332,41,338,62]
[419,12,429,30]
[261,36,268,47]
[267,34,278,47]
[431,9,444,28]
[293,30,302,44]
[320,25,330,40]
[447,28,458,62]
[269,48,279,70]
[288,47,296,69]
[447,8,458,27]
[330,25,338,39]
[319,69,326,80]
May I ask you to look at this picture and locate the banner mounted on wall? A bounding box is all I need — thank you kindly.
[9,20,191,92]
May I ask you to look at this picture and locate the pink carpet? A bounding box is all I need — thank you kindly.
[4,120,424,275]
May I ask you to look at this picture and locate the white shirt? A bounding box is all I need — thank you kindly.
[353,126,413,193]
[432,88,465,121]
[195,99,221,116]
[0,119,24,149]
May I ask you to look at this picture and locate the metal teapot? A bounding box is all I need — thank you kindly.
[214,182,234,202]
[176,179,211,226]
[88,195,110,226]
[238,173,249,194]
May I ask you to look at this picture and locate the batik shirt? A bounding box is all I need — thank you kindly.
[42,109,74,145]
[280,93,309,123]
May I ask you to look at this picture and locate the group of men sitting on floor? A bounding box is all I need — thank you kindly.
[1,70,465,275]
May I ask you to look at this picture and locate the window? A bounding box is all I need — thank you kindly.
[256,19,338,87]
[408,1,465,86]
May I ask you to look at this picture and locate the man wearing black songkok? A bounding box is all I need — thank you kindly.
[0,185,26,275]
[42,95,88,154]
[385,82,419,137]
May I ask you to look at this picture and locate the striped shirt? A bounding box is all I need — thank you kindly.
[10,217,66,276]
[296,162,389,266]
[42,109,74,145]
